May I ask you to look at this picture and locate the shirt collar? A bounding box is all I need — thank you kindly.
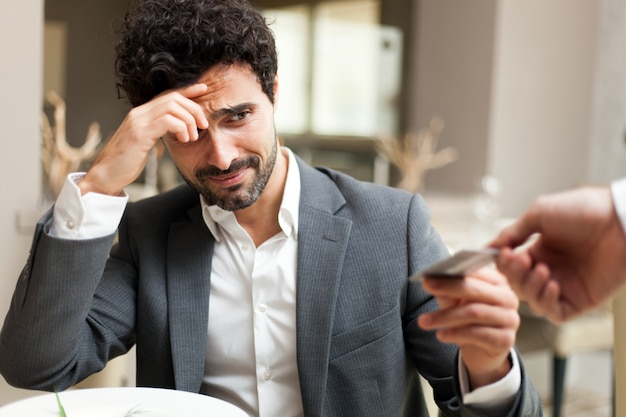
[200,147,301,242]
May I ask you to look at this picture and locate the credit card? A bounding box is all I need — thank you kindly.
[409,248,500,282]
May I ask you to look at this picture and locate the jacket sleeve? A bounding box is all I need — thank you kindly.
[0,209,134,391]
[403,194,543,417]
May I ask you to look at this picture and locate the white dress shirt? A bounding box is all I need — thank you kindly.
[198,148,303,416]
[611,177,626,236]
[49,147,519,416]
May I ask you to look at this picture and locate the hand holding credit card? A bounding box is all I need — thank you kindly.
[409,248,500,282]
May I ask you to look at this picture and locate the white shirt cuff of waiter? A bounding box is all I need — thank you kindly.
[611,177,626,238]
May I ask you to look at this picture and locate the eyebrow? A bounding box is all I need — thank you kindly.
[209,103,255,120]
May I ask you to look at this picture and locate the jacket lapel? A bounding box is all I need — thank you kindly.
[166,205,214,392]
[295,161,352,417]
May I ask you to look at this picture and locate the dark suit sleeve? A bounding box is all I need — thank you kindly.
[403,194,543,417]
[0,209,134,391]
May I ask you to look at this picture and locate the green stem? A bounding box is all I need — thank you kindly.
[53,387,68,417]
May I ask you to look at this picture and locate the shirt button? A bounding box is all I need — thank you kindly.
[66,220,75,229]
[258,303,268,313]
[263,370,272,381]
[241,243,249,251]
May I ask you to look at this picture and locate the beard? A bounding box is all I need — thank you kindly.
[180,139,278,211]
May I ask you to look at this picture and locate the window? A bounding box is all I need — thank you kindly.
[263,1,402,138]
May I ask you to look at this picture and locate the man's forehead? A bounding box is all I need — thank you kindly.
[194,65,260,95]
[196,63,258,87]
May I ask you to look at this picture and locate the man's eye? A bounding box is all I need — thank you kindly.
[231,111,250,122]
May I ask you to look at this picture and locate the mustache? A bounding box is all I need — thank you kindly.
[195,156,260,180]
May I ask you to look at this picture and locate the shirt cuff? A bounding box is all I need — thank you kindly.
[50,173,128,240]
[611,178,626,238]
[458,349,521,412]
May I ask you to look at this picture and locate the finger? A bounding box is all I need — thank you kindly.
[495,247,534,297]
[437,325,517,354]
[420,303,519,332]
[523,263,565,319]
[433,295,458,310]
[466,266,507,285]
[520,262,551,302]
[178,84,210,129]
[152,86,209,137]
[496,248,555,308]
[148,98,206,142]
[422,274,518,309]
[496,253,570,324]
[495,246,533,270]
[179,82,209,100]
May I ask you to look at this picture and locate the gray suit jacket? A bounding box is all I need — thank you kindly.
[0,157,542,416]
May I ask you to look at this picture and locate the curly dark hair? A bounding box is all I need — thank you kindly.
[114,0,277,107]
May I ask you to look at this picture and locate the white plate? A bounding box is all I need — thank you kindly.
[0,387,248,417]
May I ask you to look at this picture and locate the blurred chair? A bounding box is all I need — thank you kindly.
[515,303,614,417]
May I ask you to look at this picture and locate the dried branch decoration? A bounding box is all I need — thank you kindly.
[41,90,101,198]
[376,117,459,193]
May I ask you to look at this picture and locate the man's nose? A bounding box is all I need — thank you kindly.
[202,130,238,171]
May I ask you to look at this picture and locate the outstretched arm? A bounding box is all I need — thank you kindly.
[490,185,626,323]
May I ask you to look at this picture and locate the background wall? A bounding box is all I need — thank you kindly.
[588,0,626,184]
[415,0,602,217]
[0,0,46,406]
[487,0,600,216]
[411,0,497,196]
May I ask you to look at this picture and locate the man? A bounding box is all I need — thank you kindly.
[491,179,626,323]
[0,0,541,416]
